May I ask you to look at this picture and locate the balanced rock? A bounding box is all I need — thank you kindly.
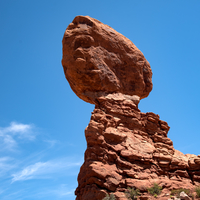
[62,16,200,200]
[62,15,152,105]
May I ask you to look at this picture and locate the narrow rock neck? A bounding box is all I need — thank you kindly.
[95,93,141,118]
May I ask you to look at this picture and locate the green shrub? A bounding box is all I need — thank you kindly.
[195,186,200,198]
[125,187,140,200]
[147,183,162,195]
[170,188,190,197]
[191,193,195,200]
[102,193,116,200]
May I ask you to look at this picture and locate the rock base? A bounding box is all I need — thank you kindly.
[75,94,200,200]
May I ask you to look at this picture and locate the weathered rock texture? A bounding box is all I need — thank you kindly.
[75,95,200,199]
[62,16,152,105]
[62,16,200,200]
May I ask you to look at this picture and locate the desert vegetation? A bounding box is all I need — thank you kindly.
[101,185,200,199]
[147,183,162,196]
[195,186,200,198]
[102,193,116,200]
[125,187,140,200]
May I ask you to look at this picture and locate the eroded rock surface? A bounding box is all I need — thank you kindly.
[62,16,200,200]
[74,95,200,200]
[62,15,152,105]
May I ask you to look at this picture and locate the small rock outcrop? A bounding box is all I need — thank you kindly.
[62,16,200,200]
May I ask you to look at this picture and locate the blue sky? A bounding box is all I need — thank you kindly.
[0,1,200,199]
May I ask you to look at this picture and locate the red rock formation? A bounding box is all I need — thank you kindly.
[62,16,200,200]
[74,94,200,200]
[62,16,152,105]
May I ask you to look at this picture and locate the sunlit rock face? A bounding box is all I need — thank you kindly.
[62,16,200,200]
[62,15,152,105]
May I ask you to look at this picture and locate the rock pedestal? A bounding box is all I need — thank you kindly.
[75,94,200,200]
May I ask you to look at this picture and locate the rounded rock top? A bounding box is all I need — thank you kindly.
[62,15,153,105]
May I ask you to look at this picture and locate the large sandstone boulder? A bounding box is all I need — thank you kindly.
[62,15,152,105]
[62,16,200,200]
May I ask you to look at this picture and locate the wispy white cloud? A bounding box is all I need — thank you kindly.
[0,157,14,171]
[51,184,74,197]
[2,122,35,140]
[0,189,5,195]
[0,121,82,200]
[44,139,58,148]
[35,184,74,198]
[11,162,47,183]
[16,184,76,200]
[11,157,82,183]
[3,135,17,150]
[0,157,16,181]
[0,122,35,151]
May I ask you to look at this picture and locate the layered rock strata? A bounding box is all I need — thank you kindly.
[62,16,200,200]
[75,94,200,200]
